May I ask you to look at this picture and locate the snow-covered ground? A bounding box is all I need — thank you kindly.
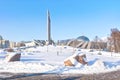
[0,45,120,74]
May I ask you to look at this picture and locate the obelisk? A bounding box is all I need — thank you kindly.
[47,10,51,45]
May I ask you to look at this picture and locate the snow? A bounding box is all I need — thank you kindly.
[0,45,120,74]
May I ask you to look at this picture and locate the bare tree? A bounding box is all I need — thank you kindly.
[110,28,120,53]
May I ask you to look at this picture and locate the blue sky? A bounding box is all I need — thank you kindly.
[0,0,120,42]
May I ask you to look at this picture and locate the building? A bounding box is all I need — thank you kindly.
[0,35,10,48]
[9,41,17,48]
[0,40,10,48]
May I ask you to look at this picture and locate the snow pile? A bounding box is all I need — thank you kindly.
[84,59,106,73]
[0,61,57,73]
[0,49,6,54]
[92,59,106,70]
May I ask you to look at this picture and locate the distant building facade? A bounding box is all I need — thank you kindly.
[9,41,17,48]
[0,40,10,48]
[0,35,18,49]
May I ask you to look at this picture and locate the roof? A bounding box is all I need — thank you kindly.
[77,36,90,42]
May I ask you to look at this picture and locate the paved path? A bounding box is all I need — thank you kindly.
[0,70,120,80]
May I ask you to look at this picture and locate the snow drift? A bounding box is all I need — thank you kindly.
[0,46,120,74]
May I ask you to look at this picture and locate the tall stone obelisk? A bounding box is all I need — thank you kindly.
[47,10,52,45]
